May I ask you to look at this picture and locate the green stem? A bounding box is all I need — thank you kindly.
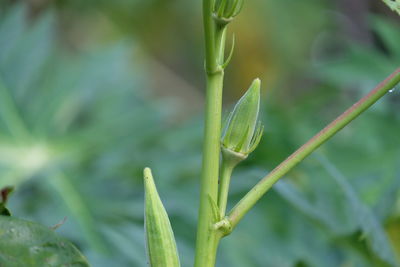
[218,149,245,217]
[203,0,217,74]
[194,71,224,267]
[218,159,235,216]
[227,68,400,230]
[194,1,227,266]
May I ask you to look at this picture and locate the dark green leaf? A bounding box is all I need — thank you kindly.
[0,216,90,267]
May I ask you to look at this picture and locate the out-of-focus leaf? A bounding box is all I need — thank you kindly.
[0,4,164,262]
[0,215,90,266]
[317,155,398,266]
[370,16,400,60]
[274,180,336,231]
[0,4,26,63]
[315,15,400,94]
[47,171,106,253]
[100,224,147,266]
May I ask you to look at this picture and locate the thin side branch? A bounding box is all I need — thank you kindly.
[227,68,400,229]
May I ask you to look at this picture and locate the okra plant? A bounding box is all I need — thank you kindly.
[0,0,400,266]
[143,0,400,267]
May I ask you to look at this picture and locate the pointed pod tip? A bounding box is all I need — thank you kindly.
[143,168,154,187]
[144,167,152,177]
[253,78,261,84]
[248,78,261,96]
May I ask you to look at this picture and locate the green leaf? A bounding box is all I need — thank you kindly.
[0,215,90,266]
[317,155,398,267]
[48,172,107,253]
[144,168,180,267]
[274,180,336,230]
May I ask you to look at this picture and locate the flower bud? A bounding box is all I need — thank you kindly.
[221,79,263,156]
[213,0,244,25]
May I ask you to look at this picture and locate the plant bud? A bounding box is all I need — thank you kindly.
[144,168,180,267]
[382,0,400,15]
[213,0,244,25]
[221,79,263,156]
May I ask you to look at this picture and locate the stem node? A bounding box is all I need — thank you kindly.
[213,217,233,237]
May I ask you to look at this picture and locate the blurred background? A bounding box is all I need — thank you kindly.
[0,0,400,266]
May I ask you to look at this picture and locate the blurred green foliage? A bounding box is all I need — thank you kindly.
[0,1,400,267]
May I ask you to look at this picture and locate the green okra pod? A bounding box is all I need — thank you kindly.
[144,168,180,267]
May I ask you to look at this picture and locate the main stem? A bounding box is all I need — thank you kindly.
[228,68,400,229]
[195,0,227,265]
[194,72,223,267]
